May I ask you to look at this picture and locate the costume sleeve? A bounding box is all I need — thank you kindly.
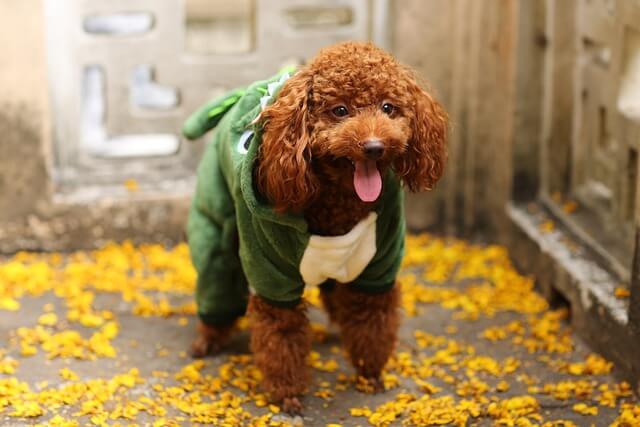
[235,202,308,307]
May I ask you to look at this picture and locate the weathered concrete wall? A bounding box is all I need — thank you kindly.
[0,0,191,252]
[0,0,50,222]
[507,203,640,395]
[394,0,640,391]
[503,0,640,394]
[512,0,545,201]
[3,0,475,252]
[0,0,634,265]
[394,0,518,237]
[392,0,455,231]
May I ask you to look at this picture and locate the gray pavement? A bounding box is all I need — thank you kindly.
[0,237,637,426]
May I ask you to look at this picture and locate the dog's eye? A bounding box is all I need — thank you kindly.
[332,105,349,118]
[382,103,395,115]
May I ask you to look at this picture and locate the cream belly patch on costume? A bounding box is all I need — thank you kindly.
[299,212,377,286]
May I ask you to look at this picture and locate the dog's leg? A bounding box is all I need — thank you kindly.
[248,295,311,414]
[190,320,236,358]
[320,284,400,391]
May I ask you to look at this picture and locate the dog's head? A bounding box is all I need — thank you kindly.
[257,42,448,213]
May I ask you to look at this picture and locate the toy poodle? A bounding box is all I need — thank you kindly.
[182,41,448,414]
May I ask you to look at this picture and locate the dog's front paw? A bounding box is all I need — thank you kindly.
[356,375,385,394]
[281,397,303,415]
[367,376,385,393]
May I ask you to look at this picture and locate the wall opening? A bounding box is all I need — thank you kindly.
[82,65,179,159]
[627,148,638,221]
[597,105,608,148]
[130,65,180,111]
[618,27,640,122]
[184,0,254,55]
[284,7,353,29]
[83,12,154,36]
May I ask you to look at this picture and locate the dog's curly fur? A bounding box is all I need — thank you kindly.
[248,296,311,414]
[192,41,447,413]
[257,42,448,217]
[320,283,400,386]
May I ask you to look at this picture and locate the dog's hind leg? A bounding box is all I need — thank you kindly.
[248,295,311,414]
[190,253,249,358]
[188,233,248,357]
[191,320,236,357]
[320,283,400,391]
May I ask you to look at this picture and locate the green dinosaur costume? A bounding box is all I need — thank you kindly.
[183,70,406,326]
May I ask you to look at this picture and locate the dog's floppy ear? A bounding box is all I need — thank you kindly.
[394,69,448,192]
[257,68,318,213]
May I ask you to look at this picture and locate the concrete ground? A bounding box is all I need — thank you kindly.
[0,235,638,426]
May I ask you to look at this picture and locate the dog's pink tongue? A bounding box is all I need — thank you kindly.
[354,160,382,202]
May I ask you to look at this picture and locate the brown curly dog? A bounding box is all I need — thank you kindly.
[191,41,448,414]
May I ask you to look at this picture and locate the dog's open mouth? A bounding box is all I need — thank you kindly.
[353,160,382,202]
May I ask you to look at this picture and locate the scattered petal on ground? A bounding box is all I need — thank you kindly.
[0,235,637,425]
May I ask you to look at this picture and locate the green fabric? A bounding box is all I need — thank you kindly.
[184,70,405,326]
[183,88,246,141]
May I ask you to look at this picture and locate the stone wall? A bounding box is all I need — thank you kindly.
[394,0,519,237]
[1,1,635,252]
[0,0,50,223]
[0,0,379,252]
[4,0,507,252]
[394,0,640,392]
[0,0,192,251]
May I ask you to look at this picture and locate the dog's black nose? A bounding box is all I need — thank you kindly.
[363,139,384,160]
